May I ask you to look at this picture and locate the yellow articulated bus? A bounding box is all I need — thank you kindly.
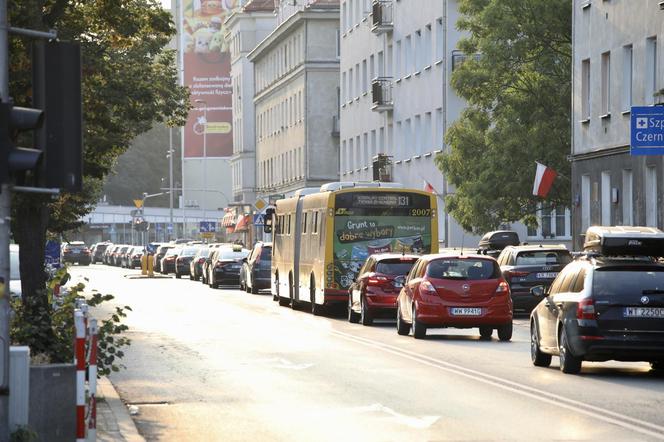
[267,182,439,315]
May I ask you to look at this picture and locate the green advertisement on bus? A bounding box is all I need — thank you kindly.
[332,215,433,289]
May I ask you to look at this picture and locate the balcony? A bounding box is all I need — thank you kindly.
[371,77,393,112]
[371,0,393,34]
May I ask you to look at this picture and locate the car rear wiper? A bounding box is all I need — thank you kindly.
[642,289,664,294]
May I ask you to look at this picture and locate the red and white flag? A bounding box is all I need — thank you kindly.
[423,180,436,194]
[532,162,557,198]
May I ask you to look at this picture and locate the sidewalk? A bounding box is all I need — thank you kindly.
[97,377,145,442]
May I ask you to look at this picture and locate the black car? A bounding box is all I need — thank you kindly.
[153,245,174,273]
[92,242,111,264]
[206,246,249,289]
[497,244,572,313]
[62,241,91,265]
[240,242,272,294]
[477,230,520,258]
[190,247,211,281]
[530,226,664,374]
[175,247,199,279]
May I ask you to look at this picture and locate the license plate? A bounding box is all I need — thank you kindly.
[450,307,482,316]
[536,272,558,279]
[624,307,664,318]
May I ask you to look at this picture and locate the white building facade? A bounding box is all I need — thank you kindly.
[249,0,341,200]
[571,0,664,249]
[225,1,278,205]
[339,0,472,247]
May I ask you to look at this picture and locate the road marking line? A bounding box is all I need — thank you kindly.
[351,403,440,429]
[330,330,664,440]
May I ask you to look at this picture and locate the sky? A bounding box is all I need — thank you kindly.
[161,0,171,9]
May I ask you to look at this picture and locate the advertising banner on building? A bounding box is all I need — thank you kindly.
[181,0,245,158]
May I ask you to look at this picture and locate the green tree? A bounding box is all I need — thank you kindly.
[436,0,571,234]
[8,0,189,350]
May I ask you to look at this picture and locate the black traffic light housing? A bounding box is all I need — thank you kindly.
[0,101,44,184]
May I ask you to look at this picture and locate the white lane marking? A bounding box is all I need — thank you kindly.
[254,357,314,371]
[330,330,664,440]
[351,403,440,429]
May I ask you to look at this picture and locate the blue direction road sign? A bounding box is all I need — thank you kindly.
[199,221,216,233]
[631,106,664,155]
[253,214,266,226]
[45,240,61,267]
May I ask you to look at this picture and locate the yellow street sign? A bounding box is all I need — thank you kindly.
[133,199,144,209]
[205,122,232,134]
[254,198,267,211]
[201,232,215,239]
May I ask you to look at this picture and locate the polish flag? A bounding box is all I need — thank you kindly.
[532,162,557,198]
[423,180,436,194]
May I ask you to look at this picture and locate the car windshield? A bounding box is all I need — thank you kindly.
[515,250,571,266]
[593,267,664,296]
[165,248,181,256]
[197,249,211,258]
[180,248,198,257]
[376,259,417,275]
[66,244,87,251]
[427,258,500,280]
[159,246,173,254]
[217,249,249,260]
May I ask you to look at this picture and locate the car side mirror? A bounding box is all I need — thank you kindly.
[530,285,546,298]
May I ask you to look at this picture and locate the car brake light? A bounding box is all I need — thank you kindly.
[507,270,529,278]
[419,280,437,296]
[577,298,596,320]
[198,258,206,264]
[367,275,388,286]
[495,281,510,295]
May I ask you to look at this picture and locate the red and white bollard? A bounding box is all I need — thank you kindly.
[74,309,87,442]
[88,319,98,442]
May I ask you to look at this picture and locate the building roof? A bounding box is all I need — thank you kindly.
[243,0,276,12]
[307,0,340,7]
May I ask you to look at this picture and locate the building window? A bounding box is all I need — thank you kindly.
[362,59,368,93]
[363,133,368,167]
[646,37,658,105]
[355,135,361,170]
[622,169,633,225]
[581,59,590,121]
[601,171,611,225]
[622,45,633,111]
[424,112,432,152]
[600,51,610,116]
[386,44,393,77]
[415,29,422,72]
[424,24,432,67]
[414,114,422,154]
[348,67,353,98]
[581,174,591,232]
[377,50,384,76]
[342,2,347,32]
[348,137,354,171]
[435,18,443,62]
[336,29,341,58]
[405,35,412,74]
[370,130,377,161]
[370,54,375,82]
[395,40,401,78]
[528,206,570,239]
[646,165,658,227]
[435,108,443,149]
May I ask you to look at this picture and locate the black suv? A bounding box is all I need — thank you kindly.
[497,244,572,313]
[530,226,664,374]
[477,230,520,258]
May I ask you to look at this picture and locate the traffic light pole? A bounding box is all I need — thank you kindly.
[0,0,11,436]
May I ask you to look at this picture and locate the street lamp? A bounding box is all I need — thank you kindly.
[194,99,207,223]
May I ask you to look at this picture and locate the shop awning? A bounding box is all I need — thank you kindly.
[234,214,251,232]
[222,210,236,227]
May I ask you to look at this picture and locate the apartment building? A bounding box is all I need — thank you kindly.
[339,0,475,246]
[225,0,278,205]
[248,0,341,200]
[572,0,664,249]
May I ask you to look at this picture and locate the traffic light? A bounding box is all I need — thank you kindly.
[0,101,44,184]
[33,40,82,191]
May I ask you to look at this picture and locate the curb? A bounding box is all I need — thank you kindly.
[97,377,145,442]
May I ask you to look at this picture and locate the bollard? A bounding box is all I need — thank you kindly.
[147,253,154,277]
[87,319,98,442]
[74,309,86,442]
[141,254,147,276]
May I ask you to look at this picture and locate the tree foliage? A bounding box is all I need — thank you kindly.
[436,0,572,233]
[8,0,189,343]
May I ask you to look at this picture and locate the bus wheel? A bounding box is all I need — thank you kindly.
[310,283,323,316]
[360,296,373,326]
[348,294,360,323]
[273,275,279,301]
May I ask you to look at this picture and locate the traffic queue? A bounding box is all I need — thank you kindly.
[85,224,664,375]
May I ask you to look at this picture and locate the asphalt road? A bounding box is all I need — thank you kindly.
[70,264,664,441]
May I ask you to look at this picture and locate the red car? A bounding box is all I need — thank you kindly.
[396,253,513,340]
[347,254,420,325]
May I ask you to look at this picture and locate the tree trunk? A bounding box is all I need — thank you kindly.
[12,193,55,354]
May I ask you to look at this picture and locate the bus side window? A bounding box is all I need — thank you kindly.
[287,214,291,235]
[303,212,308,234]
[312,211,318,234]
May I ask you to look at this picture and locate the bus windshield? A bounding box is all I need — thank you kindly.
[332,191,435,289]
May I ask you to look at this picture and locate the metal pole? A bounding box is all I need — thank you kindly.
[0,0,11,437]
[203,107,207,223]
[169,127,174,239]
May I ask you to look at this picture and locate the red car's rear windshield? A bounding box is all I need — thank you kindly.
[427,258,500,280]
[376,259,417,275]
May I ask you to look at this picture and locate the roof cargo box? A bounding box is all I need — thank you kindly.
[478,230,520,252]
[583,226,664,257]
